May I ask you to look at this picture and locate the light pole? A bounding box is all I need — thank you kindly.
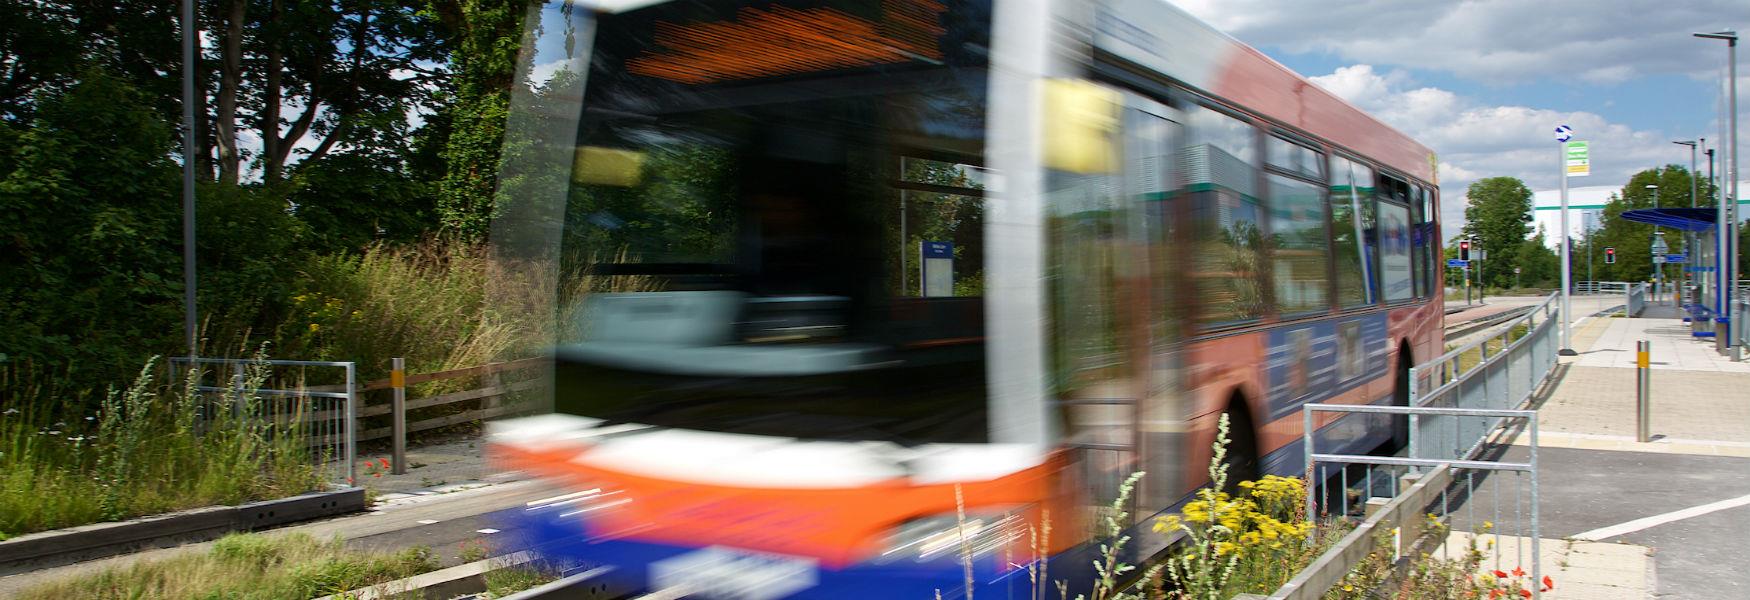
[1648,183,1662,303]
[180,0,198,357]
[1675,141,1699,317]
[1556,124,1577,356]
[1695,29,1738,359]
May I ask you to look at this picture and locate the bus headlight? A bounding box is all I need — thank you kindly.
[876,509,1026,563]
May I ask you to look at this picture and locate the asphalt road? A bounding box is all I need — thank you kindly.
[1451,446,1750,599]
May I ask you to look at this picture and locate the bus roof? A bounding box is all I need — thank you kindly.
[1093,0,1437,185]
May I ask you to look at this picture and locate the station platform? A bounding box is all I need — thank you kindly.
[1492,306,1750,599]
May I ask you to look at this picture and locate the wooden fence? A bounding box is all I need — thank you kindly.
[308,356,545,447]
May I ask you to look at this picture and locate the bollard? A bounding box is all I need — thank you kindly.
[391,357,407,475]
[1636,340,1650,443]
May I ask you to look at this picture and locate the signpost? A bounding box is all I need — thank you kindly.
[1556,125,1578,355]
[920,241,954,297]
[1565,140,1591,177]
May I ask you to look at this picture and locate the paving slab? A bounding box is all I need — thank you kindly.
[1430,533,1653,600]
[1575,317,1750,373]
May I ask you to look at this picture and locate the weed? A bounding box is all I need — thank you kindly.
[0,352,324,536]
[16,532,437,600]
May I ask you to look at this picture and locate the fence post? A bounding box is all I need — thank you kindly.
[346,362,358,487]
[392,357,407,475]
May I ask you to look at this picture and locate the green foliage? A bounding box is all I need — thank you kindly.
[275,241,528,380]
[0,68,183,380]
[1583,166,1712,283]
[18,532,438,600]
[1460,177,1533,289]
[0,355,324,536]
[430,0,527,238]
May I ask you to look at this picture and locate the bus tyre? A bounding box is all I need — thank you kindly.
[1391,347,1412,452]
[1221,405,1259,493]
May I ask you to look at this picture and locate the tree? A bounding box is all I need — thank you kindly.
[1461,177,1534,288]
[426,0,527,238]
[1586,166,1711,283]
[0,69,183,377]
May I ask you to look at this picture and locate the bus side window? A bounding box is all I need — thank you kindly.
[1329,155,1374,307]
[1265,136,1330,315]
[1182,105,1265,325]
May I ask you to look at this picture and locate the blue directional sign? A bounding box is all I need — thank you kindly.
[1554,124,1573,142]
[1447,259,1469,268]
[1663,253,1687,264]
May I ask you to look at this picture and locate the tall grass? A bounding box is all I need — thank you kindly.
[0,356,323,538]
[277,240,531,380]
[16,532,437,600]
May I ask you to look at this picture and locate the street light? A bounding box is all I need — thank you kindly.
[1647,184,1662,303]
[1694,29,1738,359]
[1674,141,1699,317]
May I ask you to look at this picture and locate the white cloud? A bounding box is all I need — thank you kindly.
[1304,64,1680,241]
[1178,0,1741,84]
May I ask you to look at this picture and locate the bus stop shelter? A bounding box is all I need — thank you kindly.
[1618,208,1724,340]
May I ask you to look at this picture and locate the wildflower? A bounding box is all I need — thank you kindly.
[309,323,321,333]
[1482,520,1494,531]
[1493,570,1508,579]
[1489,590,1503,599]
[1512,566,1525,577]
[379,458,389,469]
[374,472,382,478]
[1518,590,1531,599]
[1542,575,1555,591]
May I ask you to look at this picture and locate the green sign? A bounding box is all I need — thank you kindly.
[1564,141,1590,177]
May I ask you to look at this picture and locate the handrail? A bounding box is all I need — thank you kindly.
[1424,291,1557,370]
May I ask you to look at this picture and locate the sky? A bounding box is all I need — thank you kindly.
[1178,0,1747,244]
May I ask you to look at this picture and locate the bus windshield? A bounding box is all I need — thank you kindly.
[552,0,994,444]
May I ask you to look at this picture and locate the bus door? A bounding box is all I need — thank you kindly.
[1047,83,1185,526]
[1118,93,1191,522]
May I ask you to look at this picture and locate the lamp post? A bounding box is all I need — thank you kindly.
[1648,184,1661,303]
[1556,124,1577,356]
[1695,29,1738,359]
[1675,141,1700,313]
[180,0,198,357]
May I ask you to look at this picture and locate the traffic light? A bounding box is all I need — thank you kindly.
[1605,247,1616,264]
[1459,240,1471,261]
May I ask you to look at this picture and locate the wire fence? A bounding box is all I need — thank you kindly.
[168,357,357,488]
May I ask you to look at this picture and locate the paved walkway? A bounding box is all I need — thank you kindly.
[1432,533,1652,600]
[1575,313,1750,373]
[1481,305,1750,599]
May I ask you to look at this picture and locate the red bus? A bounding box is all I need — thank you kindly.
[488,0,1442,596]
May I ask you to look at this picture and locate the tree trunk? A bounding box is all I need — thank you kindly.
[214,0,245,184]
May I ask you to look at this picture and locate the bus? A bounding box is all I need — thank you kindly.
[486,0,1443,596]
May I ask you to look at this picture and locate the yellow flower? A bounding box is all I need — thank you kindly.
[309,323,320,333]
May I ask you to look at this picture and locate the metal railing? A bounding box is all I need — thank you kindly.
[169,357,358,487]
[1291,407,1542,600]
[1412,291,1559,459]
[1284,292,1561,599]
[1624,282,1647,317]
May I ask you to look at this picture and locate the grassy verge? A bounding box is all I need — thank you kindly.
[0,357,324,538]
[16,532,436,600]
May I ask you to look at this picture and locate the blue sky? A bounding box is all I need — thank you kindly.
[1181,0,1746,240]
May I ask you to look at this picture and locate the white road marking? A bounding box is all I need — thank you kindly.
[416,519,439,525]
[476,528,500,534]
[1571,493,1750,541]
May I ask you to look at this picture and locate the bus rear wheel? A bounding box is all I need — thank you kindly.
[1220,403,1259,493]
